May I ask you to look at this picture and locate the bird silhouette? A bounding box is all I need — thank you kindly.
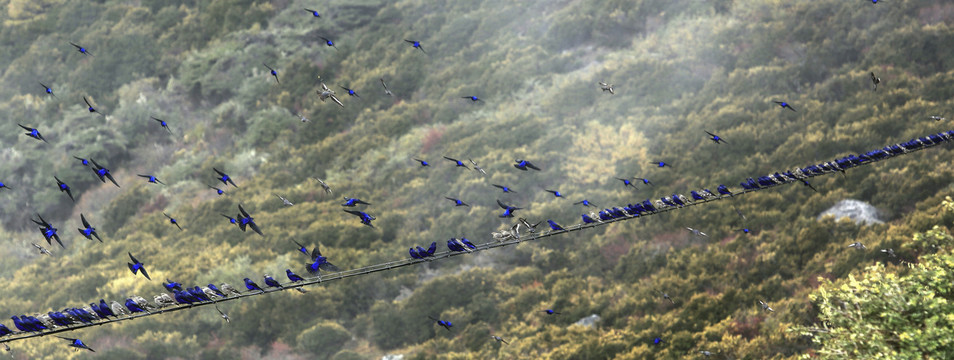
[138,174,164,185]
[213,168,237,187]
[599,81,615,94]
[77,214,102,242]
[445,197,469,207]
[163,212,182,231]
[705,130,728,144]
[54,176,74,202]
[513,159,541,171]
[442,156,470,169]
[340,85,359,98]
[237,204,264,235]
[127,252,151,280]
[151,116,173,133]
[56,336,94,352]
[870,72,880,91]
[18,124,48,143]
[319,36,338,50]
[89,158,119,187]
[69,42,92,56]
[413,158,429,166]
[493,184,517,193]
[83,96,104,116]
[341,197,371,207]
[39,82,57,98]
[263,63,280,84]
[380,78,393,96]
[304,8,320,17]
[773,100,796,112]
[344,209,376,227]
[32,214,63,248]
[317,79,344,107]
[404,39,426,53]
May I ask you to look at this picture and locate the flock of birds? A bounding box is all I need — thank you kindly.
[2,2,951,357]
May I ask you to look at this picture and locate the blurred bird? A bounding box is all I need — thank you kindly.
[209,185,225,195]
[404,39,426,53]
[650,161,673,168]
[244,278,264,293]
[380,78,393,96]
[519,218,542,233]
[574,199,598,207]
[513,159,541,171]
[54,176,74,202]
[462,95,481,102]
[306,244,340,276]
[304,8,320,17]
[445,197,469,207]
[758,299,775,312]
[801,179,817,192]
[127,252,151,280]
[295,112,309,123]
[286,269,305,283]
[319,36,338,50]
[635,177,654,186]
[138,174,164,185]
[73,155,90,167]
[221,214,237,225]
[342,197,371,207]
[312,177,333,194]
[0,181,8,190]
[880,248,896,258]
[292,239,310,256]
[263,274,282,289]
[275,194,294,206]
[220,283,242,297]
[599,81,615,94]
[18,124,48,143]
[848,242,867,250]
[930,115,945,121]
[69,42,92,56]
[870,72,880,91]
[443,156,470,169]
[542,309,561,315]
[56,336,94,352]
[340,85,359,98]
[686,227,708,237]
[344,209,376,227]
[491,335,509,345]
[547,219,565,231]
[617,178,637,189]
[700,350,713,357]
[497,199,522,218]
[317,79,344,107]
[77,214,102,242]
[413,158,429,166]
[215,305,231,323]
[773,100,796,112]
[544,189,564,198]
[31,243,52,256]
[237,204,264,235]
[469,159,487,175]
[163,212,182,231]
[151,116,172,133]
[493,184,516,193]
[83,96,104,116]
[263,63,280,84]
[657,290,675,304]
[428,316,452,331]
[32,214,63,248]
[90,158,119,187]
[213,168,237,187]
[705,130,728,144]
[39,82,57,98]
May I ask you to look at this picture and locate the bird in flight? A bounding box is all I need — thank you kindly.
[69,42,93,56]
[18,124,48,143]
[574,199,598,207]
[306,243,340,277]
[930,115,945,121]
[462,95,481,102]
[340,85,359,98]
[341,197,371,207]
[469,159,487,175]
[445,197,469,207]
[275,194,294,206]
[39,82,57,98]
[54,176,74,202]
[344,209,376,227]
[32,214,63,248]
[56,336,94,352]
[317,79,344,107]
[32,243,52,256]
[599,81,614,94]
[870,72,880,91]
[497,199,522,218]
[493,184,517,193]
[705,130,727,144]
[213,168,237,187]
[491,335,509,345]
[617,178,637,189]
[380,78,393,96]
[138,174,164,185]
[442,156,470,169]
[90,158,119,187]
[312,177,333,194]
[544,189,564,198]
[413,158,429,167]
[163,212,182,231]
[513,159,541,171]
[542,309,561,315]
[758,299,775,312]
[848,242,866,250]
[649,161,673,168]
[263,63,280,84]
[686,227,708,237]
[403,39,426,54]
[84,96,104,116]
[209,185,225,195]
[237,204,264,236]
[319,36,338,50]
[151,116,173,133]
[304,8,320,17]
[773,100,796,112]
[428,316,452,331]
[77,214,102,242]
[215,305,231,323]
[127,252,151,280]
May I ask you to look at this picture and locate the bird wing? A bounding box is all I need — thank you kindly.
[84,96,93,107]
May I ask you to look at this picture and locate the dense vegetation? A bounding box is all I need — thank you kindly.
[0,0,952,358]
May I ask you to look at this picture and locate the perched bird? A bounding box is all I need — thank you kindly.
[244,278,264,293]
[215,305,231,323]
[491,335,509,345]
[413,158,430,166]
[213,168,237,187]
[220,283,243,297]
[650,161,673,168]
[705,130,728,144]
[497,199,522,218]
[54,176,74,202]
[313,177,333,194]
[32,214,63,248]
[870,72,880,91]
[164,279,183,292]
[339,85,359,98]
[493,184,517,193]
[469,159,487,175]
[758,299,775,312]
[462,95,481,102]
[138,174,164,185]
[341,197,371,207]
[848,242,867,250]
[163,212,182,231]
[513,159,541,171]
[263,274,283,289]
[617,178,637,189]
[319,36,338,50]
[930,115,945,121]
[56,336,94,352]
[404,39,426,53]
[445,197,469,207]
[542,309,561,315]
[207,284,226,298]
[547,219,565,231]
[306,244,340,276]
[304,8,320,17]
[380,78,393,96]
[263,63,280,84]
[428,316,452,331]
[39,82,57,98]
[275,194,294,206]
[317,79,344,107]
[90,158,119,187]
[773,100,796,112]
[31,243,52,256]
[127,252,151,280]
[77,214,102,242]
[209,185,225,195]
[686,227,708,237]
[83,96,104,116]
[442,156,470,169]
[286,269,305,283]
[700,350,713,358]
[599,81,614,94]
[409,247,423,259]
[125,298,147,313]
[544,189,564,198]
[344,209,376,227]
[295,112,310,123]
[574,199,598,207]
[150,116,172,133]
[69,42,92,56]
[18,124,48,143]
[237,204,264,235]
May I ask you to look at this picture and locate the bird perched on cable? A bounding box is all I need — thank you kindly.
[547,219,565,231]
[244,278,265,293]
[286,269,305,283]
[263,274,283,289]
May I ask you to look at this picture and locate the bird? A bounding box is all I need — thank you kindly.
[617,178,637,189]
[244,278,265,293]
[317,79,344,107]
[127,252,151,280]
[125,298,147,313]
[380,78,393,96]
[542,309,561,315]
[547,219,565,231]
[163,212,182,231]
[304,8,320,17]
[83,96,104,116]
[493,184,517,193]
[930,115,945,121]
[404,39,426,53]
[237,204,264,236]
[428,316,452,331]
[848,242,867,250]
[221,214,237,226]
[801,179,817,192]
[263,63,280,84]
[880,248,896,258]
[54,176,74,202]
[39,82,57,98]
[77,214,102,242]
[0,181,8,191]
[286,269,305,283]
[341,197,371,207]
[275,194,294,206]
[213,167,238,187]
[73,155,90,167]
[497,199,522,218]
[513,159,541,171]
[138,174,165,185]
[215,305,231,323]
[31,243,52,256]
[518,218,542,233]
[306,244,340,276]
[491,335,509,345]
[412,158,429,166]
[773,100,796,112]
[151,116,172,133]
[344,209,376,227]
[292,238,310,256]
[56,336,94,352]
[18,124,48,143]
[445,197,469,207]
[69,42,92,56]
[442,156,470,169]
[409,247,423,259]
[32,214,63,248]
[462,95,481,102]
[649,161,673,168]
[544,189,564,198]
[700,350,713,357]
[574,199,598,207]
[319,36,338,50]
[758,299,775,312]
[469,159,487,175]
[209,185,225,195]
[705,130,728,144]
[870,72,880,91]
[220,283,242,297]
[686,227,708,237]
[312,177,333,194]
[263,274,283,289]
[340,85,359,98]
[89,158,119,187]
[295,112,310,123]
[599,81,614,94]
[657,290,675,304]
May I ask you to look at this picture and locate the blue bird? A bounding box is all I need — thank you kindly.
[582,214,597,224]
[32,214,63,248]
[547,219,565,231]
[0,324,10,336]
[286,269,305,283]
[264,274,282,289]
[617,178,637,189]
[544,189,564,198]
[244,277,265,293]
[446,239,463,252]
[442,156,470,169]
[424,241,437,256]
[319,36,338,50]
[89,158,119,187]
[18,123,48,143]
[514,159,541,171]
[292,238,310,256]
[543,309,561,315]
[462,95,481,102]
[138,174,164,185]
[717,184,732,196]
[151,116,172,133]
[263,63,280,84]
[190,286,211,301]
[410,247,423,259]
[497,199,522,218]
[574,199,598,207]
[222,213,237,225]
[445,197,469,207]
[77,214,102,242]
[705,130,728,144]
[304,8,320,17]
[56,336,95,352]
[653,337,663,346]
[208,284,226,297]
[340,85,359,98]
[635,177,654,186]
[428,316,452,331]
[127,252,151,280]
[344,209,375,227]
[209,185,225,195]
[125,299,146,313]
[54,176,74,202]
[802,179,818,192]
[164,279,183,292]
[740,228,750,234]
[83,96,104,116]
[98,299,115,318]
[237,204,264,235]
[10,317,27,332]
[493,184,516,193]
[0,180,8,191]
[460,238,476,250]
[70,42,92,56]
[342,197,371,207]
[413,158,430,166]
[773,100,796,112]
[404,39,426,54]
[39,82,57,98]
[306,244,340,276]
[163,212,182,231]
[415,246,430,258]
[173,290,193,304]
[213,167,238,187]
[73,155,90,167]
[90,303,109,319]
[650,161,673,168]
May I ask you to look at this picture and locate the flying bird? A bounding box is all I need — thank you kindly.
[69,42,92,56]
[56,336,94,352]
[339,85,359,98]
[304,8,320,17]
[404,39,426,53]
[83,96,104,116]
[237,204,264,235]
[73,155,90,167]
[32,214,63,248]
[513,159,541,171]
[848,242,867,250]
[312,177,333,194]
[635,177,654,186]
[930,115,945,121]
[542,309,561,315]
[208,185,225,195]
[77,214,101,242]
[292,238,310,256]
[215,305,231,323]
[686,227,708,237]
[31,243,52,256]
[413,158,429,166]
[380,78,393,96]
[599,81,614,94]
[445,197,469,207]
[90,158,119,187]
[758,299,775,312]
[428,316,452,331]
[18,124,48,143]
[344,209,376,227]
[306,244,340,276]
[491,335,509,345]
[127,252,151,280]
[657,290,675,304]
[493,184,516,193]
[213,168,237,187]
[263,63,280,84]
[319,36,338,50]
[0,181,8,191]
[617,178,637,189]
[163,212,182,231]
[138,174,164,185]
[462,95,481,102]
[870,72,880,91]
[341,197,371,207]
[275,194,294,206]
[469,159,487,175]
[221,214,237,225]
[801,179,818,192]
[544,189,564,198]
[39,82,57,98]
[317,79,344,107]
[244,278,264,293]
[518,218,542,233]
[649,161,673,168]
[773,100,796,112]
[574,199,598,207]
[151,116,172,133]
[442,156,470,169]
[497,199,521,218]
[295,112,309,123]
[705,130,728,144]
[54,176,74,202]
